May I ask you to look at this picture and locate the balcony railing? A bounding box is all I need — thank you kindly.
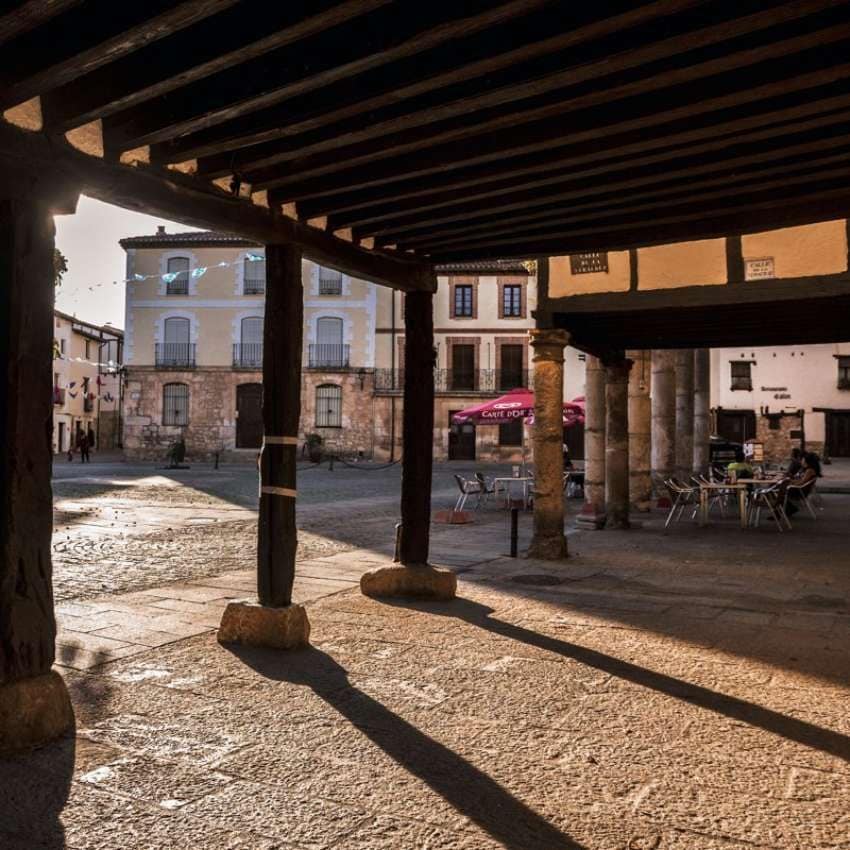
[319,276,343,295]
[308,344,350,369]
[233,343,263,369]
[243,279,265,295]
[374,368,530,394]
[155,343,196,368]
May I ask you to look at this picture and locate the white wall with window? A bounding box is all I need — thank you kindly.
[158,250,199,296]
[234,251,266,295]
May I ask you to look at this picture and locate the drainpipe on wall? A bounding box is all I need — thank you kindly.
[389,291,396,462]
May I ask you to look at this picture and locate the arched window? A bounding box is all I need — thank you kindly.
[315,384,342,427]
[312,316,347,367]
[159,317,193,366]
[162,383,189,425]
[166,256,190,295]
[244,255,266,294]
[238,316,263,367]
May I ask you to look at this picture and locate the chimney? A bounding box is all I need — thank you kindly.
[157,225,166,234]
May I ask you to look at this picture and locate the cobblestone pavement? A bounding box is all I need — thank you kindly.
[51,460,484,602]
[4,533,849,849]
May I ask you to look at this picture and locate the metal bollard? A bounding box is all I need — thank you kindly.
[214,451,220,470]
[329,454,335,471]
[510,508,519,557]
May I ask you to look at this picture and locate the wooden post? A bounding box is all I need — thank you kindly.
[605,357,631,529]
[361,280,455,599]
[399,289,435,566]
[0,199,73,752]
[256,243,302,606]
[218,243,311,649]
[528,328,569,558]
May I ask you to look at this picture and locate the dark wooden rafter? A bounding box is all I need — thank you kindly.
[40,0,393,133]
[304,101,850,228]
[106,0,555,152]
[0,0,81,47]
[227,8,850,187]
[364,127,850,245]
[154,0,707,163]
[0,0,241,111]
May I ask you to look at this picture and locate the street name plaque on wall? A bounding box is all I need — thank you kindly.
[745,257,775,280]
[570,252,609,274]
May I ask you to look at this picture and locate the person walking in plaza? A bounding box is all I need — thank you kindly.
[78,432,90,464]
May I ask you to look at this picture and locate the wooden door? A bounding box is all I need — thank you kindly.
[828,412,850,457]
[716,410,756,445]
[565,422,584,461]
[499,344,524,390]
[448,410,476,460]
[236,383,263,449]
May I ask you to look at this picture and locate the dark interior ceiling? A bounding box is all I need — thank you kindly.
[5,1,850,266]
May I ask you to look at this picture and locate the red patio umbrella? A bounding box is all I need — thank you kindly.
[452,389,585,427]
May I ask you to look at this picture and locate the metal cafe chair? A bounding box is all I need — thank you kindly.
[453,474,484,512]
[749,478,792,531]
[474,472,496,508]
[663,478,699,530]
[785,477,818,520]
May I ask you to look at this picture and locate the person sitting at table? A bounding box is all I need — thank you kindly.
[786,451,821,516]
[726,449,754,482]
[786,447,803,477]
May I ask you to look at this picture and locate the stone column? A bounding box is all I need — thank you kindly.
[218,243,310,650]
[527,328,569,558]
[578,354,607,529]
[627,349,652,510]
[651,350,676,484]
[0,199,73,753]
[693,348,711,474]
[675,349,695,480]
[605,358,631,529]
[362,285,455,598]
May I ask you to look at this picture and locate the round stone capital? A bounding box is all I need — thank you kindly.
[529,328,569,360]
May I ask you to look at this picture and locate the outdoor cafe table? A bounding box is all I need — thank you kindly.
[697,481,748,529]
[494,476,534,509]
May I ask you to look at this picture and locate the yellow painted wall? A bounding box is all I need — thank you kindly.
[548,251,631,297]
[742,220,847,279]
[637,238,727,289]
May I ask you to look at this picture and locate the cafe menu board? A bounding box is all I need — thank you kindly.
[570,252,609,275]
[745,257,775,280]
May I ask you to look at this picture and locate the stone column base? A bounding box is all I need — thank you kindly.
[0,670,75,755]
[217,601,310,650]
[576,505,607,530]
[360,565,456,600]
[526,534,568,560]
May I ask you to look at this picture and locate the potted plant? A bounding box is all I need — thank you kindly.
[305,432,323,463]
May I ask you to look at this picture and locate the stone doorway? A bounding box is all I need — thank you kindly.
[448,410,476,461]
[236,383,263,449]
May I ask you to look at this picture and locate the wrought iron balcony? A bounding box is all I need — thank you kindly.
[308,344,350,369]
[243,279,265,295]
[373,368,530,395]
[155,343,196,368]
[318,275,343,295]
[233,343,263,369]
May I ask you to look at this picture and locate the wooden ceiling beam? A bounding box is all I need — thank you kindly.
[0,0,239,110]
[159,0,709,163]
[401,155,850,254]
[0,122,432,292]
[0,0,81,47]
[230,15,850,184]
[308,102,850,226]
[109,0,553,152]
[360,128,850,242]
[428,188,850,263]
[40,0,392,133]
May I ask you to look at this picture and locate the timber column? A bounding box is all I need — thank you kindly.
[527,328,569,559]
[0,200,73,753]
[362,286,456,598]
[627,350,652,510]
[578,355,607,529]
[693,348,711,474]
[218,243,310,649]
[675,349,695,480]
[651,350,677,486]
[605,357,631,529]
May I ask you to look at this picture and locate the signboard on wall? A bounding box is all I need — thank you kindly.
[744,257,775,280]
[569,252,609,275]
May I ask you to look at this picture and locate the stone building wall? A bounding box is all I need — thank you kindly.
[754,411,803,463]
